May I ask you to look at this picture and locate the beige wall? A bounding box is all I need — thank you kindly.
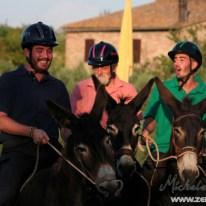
[65,32,119,69]
[64,0,206,69]
[65,31,174,69]
[133,31,173,63]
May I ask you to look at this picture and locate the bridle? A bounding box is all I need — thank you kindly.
[115,147,134,159]
[114,130,139,158]
[144,113,206,185]
[171,113,201,158]
[107,123,139,160]
[146,113,203,162]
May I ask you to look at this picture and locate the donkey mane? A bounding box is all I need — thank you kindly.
[118,97,130,105]
[180,97,193,112]
[65,114,105,146]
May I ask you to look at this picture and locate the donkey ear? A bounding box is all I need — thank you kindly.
[47,100,78,128]
[129,77,154,113]
[193,98,206,117]
[91,74,117,119]
[105,94,117,115]
[90,85,108,121]
[90,85,117,120]
[90,75,108,121]
[154,77,181,116]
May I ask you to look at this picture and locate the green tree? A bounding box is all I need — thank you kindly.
[0,25,24,73]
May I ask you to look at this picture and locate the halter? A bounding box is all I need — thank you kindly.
[172,113,201,158]
[144,113,206,186]
[115,147,133,158]
[173,113,201,123]
[114,131,140,159]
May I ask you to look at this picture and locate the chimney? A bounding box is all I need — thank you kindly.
[179,0,189,22]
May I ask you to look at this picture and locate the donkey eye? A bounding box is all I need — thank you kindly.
[106,124,118,136]
[105,136,112,146]
[132,123,140,136]
[173,127,182,135]
[75,144,88,153]
[199,128,206,138]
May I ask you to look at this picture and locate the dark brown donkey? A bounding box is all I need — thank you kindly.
[16,95,123,206]
[92,75,155,206]
[92,75,154,178]
[152,77,206,206]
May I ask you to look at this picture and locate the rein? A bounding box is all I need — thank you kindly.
[48,142,96,185]
[20,142,96,193]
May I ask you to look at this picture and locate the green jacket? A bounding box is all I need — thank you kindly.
[144,75,206,153]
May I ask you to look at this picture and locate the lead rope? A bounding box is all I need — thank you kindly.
[20,144,40,192]
[47,142,96,185]
[20,142,96,193]
[145,135,205,186]
[145,137,177,186]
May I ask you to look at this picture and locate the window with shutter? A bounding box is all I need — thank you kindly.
[133,39,141,63]
[85,39,94,62]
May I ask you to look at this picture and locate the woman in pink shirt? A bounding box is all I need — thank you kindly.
[71,41,137,127]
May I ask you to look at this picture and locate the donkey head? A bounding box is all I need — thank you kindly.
[46,94,123,198]
[154,77,206,183]
[92,75,154,178]
[107,78,154,178]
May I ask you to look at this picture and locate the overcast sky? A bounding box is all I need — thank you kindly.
[0,0,154,29]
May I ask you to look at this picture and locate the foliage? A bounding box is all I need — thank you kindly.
[0,24,24,72]
[130,62,154,91]
[49,30,90,92]
[130,56,173,91]
[50,63,90,93]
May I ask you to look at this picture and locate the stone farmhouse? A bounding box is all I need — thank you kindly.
[63,0,206,69]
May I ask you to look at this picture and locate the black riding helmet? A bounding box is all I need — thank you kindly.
[168,41,202,70]
[21,21,58,49]
[88,41,119,67]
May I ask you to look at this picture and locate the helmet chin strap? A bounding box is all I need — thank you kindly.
[26,48,35,71]
[110,64,116,79]
[178,58,196,91]
[104,64,116,86]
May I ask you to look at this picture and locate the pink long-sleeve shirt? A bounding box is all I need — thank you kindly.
[71,76,137,127]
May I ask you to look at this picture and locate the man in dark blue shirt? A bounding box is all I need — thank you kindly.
[0,22,70,206]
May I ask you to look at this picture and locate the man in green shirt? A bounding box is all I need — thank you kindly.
[141,41,206,188]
